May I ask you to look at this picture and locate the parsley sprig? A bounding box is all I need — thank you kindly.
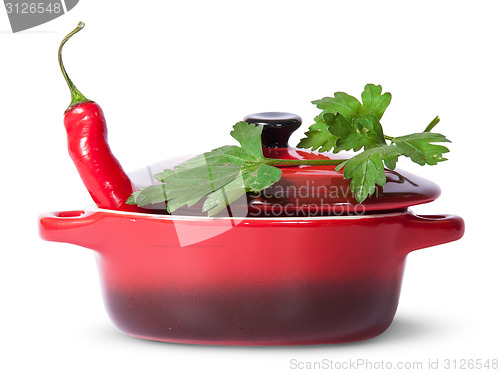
[128,84,451,214]
[127,122,343,216]
[298,84,450,201]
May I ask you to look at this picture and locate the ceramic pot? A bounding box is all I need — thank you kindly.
[39,112,464,345]
[39,208,463,345]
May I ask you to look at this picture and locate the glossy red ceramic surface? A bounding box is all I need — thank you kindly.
[139,146,443,217]
[39,209,464,345]
[255,147,441,216]
[134,112,442,217]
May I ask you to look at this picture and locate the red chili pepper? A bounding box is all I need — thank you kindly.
[58,22,140,212]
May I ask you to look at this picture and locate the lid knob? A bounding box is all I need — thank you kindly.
[244,112,302,148]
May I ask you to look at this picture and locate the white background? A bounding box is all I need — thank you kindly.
[1,1,499,372]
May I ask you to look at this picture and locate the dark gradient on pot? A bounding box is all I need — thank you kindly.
[102,280,401,345]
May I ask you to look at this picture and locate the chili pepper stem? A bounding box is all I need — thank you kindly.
[58,21,91,111]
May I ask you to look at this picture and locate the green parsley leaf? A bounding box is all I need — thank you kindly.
[154,169,174,182]
[160,155,246,212]
[202,163,281,216]
[296,116,339,152]
[229,120,265,160]
[336,145,403,202]
[360,84,392,120]
[356,115,386,146]
[127,185,167,206]
[327,113,387,152]
[128,122,283,215]
[392,132,451,165]
[202,175,247,216]
[298,84,391,153]
[312,92,362,120]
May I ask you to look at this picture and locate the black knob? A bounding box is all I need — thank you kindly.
[244,112,302,148]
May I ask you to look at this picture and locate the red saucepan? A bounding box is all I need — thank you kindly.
[39,208,463,345]
[39,113,464,345]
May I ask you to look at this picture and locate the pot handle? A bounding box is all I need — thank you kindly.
[400,213,465,254]
[39,210,102,250]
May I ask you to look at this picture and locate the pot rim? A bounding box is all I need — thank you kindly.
[83,205,412,221]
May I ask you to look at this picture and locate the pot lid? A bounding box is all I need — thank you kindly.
[131,112,440,217]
